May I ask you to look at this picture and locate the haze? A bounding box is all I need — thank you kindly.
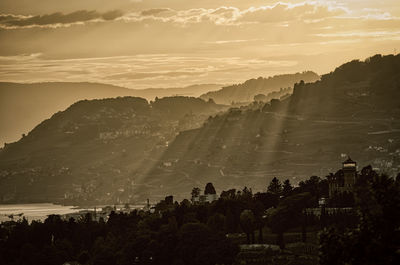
[1,0,399,88]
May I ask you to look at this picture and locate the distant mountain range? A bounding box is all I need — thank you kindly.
[0,82,222,144]
[200,71,320,104]
[1,54,399,204]
[0,72,320,145]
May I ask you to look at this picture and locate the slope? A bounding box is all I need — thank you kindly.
[140,54,400,200]
[0,96,227,204]
[0,82,221,144]
[200,71,319,104]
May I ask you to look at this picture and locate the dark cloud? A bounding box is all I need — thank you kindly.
[102,10,124,20]
[0,14,24,22]
[141,8,172,16]
[0,10,123,28]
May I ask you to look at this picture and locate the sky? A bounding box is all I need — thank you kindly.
[0,0,399,89]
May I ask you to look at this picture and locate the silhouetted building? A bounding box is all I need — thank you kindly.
[192,183,218,203]
[327,157,357,197]
[199,193,217,203]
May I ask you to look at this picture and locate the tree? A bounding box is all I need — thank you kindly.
[191,187,201,202]
[204,183,216,195]
[253,201,265,243]
[298,175,327,206]
[220,189,236,199]
[269,99,281,111]
[267,177,282,194]
[176,223,238,265]
[225,208,236,233]
[282,179,293,196]
[267,192,312,249]
[254,192,279,209]
[254,94,267,102]
[165,195,174,205]
[240,210,256,244]
[207,213,226,234]
[241,186,253,199]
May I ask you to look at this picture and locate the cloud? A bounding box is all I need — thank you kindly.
[106,71,203,80]
[141,8,173,16]
[2,2,397,30]
[123,7,241,25]
[239,2,347,23]
[0,52,42,62]
[205,39,262,45]
[314,30,400,38]
[120,2,349,26]
[0,53,302,89]
[0,10,123,29]
[1,1,399,89]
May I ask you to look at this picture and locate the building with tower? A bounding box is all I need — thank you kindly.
[327,157,357,197]
[191,183,218,204]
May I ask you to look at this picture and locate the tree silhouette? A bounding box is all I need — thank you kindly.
[267,177,282,194]
[267,192,312,249]
[282,179,293,196]
[240,210,256,244]
[191,187,201,202]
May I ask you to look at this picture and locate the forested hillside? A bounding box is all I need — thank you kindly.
[200,71,319,104]
[140,54,400,200]
[0,82,221,144]
[0,96,227,204]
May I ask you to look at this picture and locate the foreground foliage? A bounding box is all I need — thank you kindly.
[0,167,398,265]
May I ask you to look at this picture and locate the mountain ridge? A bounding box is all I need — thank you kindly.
[200,71,320,104]
[139,54,400,200]
[0,82,222,144]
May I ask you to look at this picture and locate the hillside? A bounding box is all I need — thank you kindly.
[1,54,399,204]
[139,54,400,200]
[200,71,319,104]
[0,82,221,144]
[270,54,400,118]
[0,96,227,204]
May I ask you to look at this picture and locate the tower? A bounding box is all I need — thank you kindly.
[342,157,357,192]
[327,157,357,197]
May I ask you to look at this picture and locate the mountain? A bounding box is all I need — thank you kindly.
[0,96,228,204]
[0,82,222,145]
[271,54,400,118]
[1,54,399,204]
[139,54,400,200]
[200,71,319,104]
[130,84,222,99]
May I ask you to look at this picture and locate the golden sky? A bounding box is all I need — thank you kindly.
[0,0,399,88]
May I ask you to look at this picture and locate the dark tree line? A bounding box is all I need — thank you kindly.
[0,166,398,265]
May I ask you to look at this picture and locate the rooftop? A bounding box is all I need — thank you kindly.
[342,157,356,164]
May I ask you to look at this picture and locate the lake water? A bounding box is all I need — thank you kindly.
[0,203,80,223]
[0,203,147,223]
